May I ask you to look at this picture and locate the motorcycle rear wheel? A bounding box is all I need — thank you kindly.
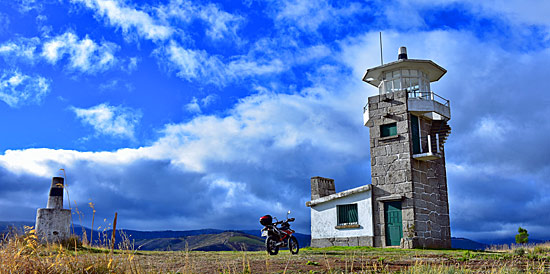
[265,237,279,255]
[288,236,299,255]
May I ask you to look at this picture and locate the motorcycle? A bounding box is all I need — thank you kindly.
[259,211,299,255]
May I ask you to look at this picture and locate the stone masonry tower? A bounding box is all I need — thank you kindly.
[35,177,71,243]
[363,47,451,248]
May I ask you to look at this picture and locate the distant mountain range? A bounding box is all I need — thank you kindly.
[0,221,309,251]
[2,221,547,251]
[450,237,489,250]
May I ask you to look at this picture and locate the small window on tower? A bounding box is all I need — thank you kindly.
[337,204,358,226]
[380,123,397,137]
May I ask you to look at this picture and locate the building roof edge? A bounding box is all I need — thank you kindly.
[306,184,371,207]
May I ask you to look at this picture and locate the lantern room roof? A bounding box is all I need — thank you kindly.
[362,59,447,87]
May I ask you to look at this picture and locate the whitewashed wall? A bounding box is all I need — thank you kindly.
[310,190,373,239]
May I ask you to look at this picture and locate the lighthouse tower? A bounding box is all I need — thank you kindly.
[35,177,71,243]
[363,47,452,248]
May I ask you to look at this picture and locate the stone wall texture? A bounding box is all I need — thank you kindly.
[367,90,451,249]
[311,236,374,248]
[35,208,71,243]
[411,118,451,248]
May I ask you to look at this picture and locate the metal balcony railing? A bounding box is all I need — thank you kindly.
[408,91,450,107]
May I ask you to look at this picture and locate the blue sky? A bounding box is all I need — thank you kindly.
[1,0,549,242]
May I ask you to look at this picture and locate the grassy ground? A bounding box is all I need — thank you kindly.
[2,228,549,273]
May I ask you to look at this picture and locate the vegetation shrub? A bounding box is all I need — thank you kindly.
[515,227,529,244]
[533,246,550,254]
[513,247,525,256]
[61,234,83,250]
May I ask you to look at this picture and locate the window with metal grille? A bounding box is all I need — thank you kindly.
[380,123,397,137]
[337,204,358,225]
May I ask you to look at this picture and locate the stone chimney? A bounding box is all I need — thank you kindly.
[310,176,336,200]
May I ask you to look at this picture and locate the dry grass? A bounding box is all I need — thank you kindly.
[0,226,141,273]
[2,228,549,273]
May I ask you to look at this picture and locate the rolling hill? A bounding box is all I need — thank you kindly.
[4,220,547,251]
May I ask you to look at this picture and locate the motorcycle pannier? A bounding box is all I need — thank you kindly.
[260,215,272,226]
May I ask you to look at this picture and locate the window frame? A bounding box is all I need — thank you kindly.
[380,123,397,137]
[337,203,359,226]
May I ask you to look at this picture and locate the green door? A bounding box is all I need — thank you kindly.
[384,201,403,246]
[411,115,420,154]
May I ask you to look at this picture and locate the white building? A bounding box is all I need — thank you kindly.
[306,178,374,246]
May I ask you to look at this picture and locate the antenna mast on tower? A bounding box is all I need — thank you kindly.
[379,32,383,65]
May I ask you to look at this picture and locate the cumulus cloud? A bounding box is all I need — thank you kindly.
[0,70,50,108]
[70,0,173,41]
[158,0,244,41]
[14,0,44,13]
[201,94,217,106]
[41,32,119,73]
[185,97,201,113]
[269,0,365,31]
[0,64,369,231]
[71,103,142,140]
[197,3,244,41]
[185,95,218,113]
[0,34,128,75]
[157,40,285,84]
[0,37,40,63]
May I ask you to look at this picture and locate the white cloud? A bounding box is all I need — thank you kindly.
[71,0,173,41]
[161,41,220,81]
[474,116,511,141]
[157,0,244,42]
[15,0,44,13]
[225,58,284,79]
[270,0,365,31]
[0,67,367,231]
[0,37,40,62]
[185,97,201,113]
[199,4,243,40]
[126,57,139,71]
[201,94,216,106]
[159,40,285,84]
[150,83,365,173]
[71,103,142,139]
[41,32,119,73]
[0,70,50,108]
[185,94,218,113]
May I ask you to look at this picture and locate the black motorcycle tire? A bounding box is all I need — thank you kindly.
[288,236,299,255]
[265,236,279,255]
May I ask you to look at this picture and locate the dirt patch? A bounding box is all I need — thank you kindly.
[129,248,550,273]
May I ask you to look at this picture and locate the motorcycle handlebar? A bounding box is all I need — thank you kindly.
[265,217,295,227]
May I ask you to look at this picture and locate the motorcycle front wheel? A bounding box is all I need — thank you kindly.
[265,237,279,255]
[288,236,299,255]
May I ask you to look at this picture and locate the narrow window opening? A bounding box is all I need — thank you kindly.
[380,123,397,137]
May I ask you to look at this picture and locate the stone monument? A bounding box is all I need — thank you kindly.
[35,177,71,243]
